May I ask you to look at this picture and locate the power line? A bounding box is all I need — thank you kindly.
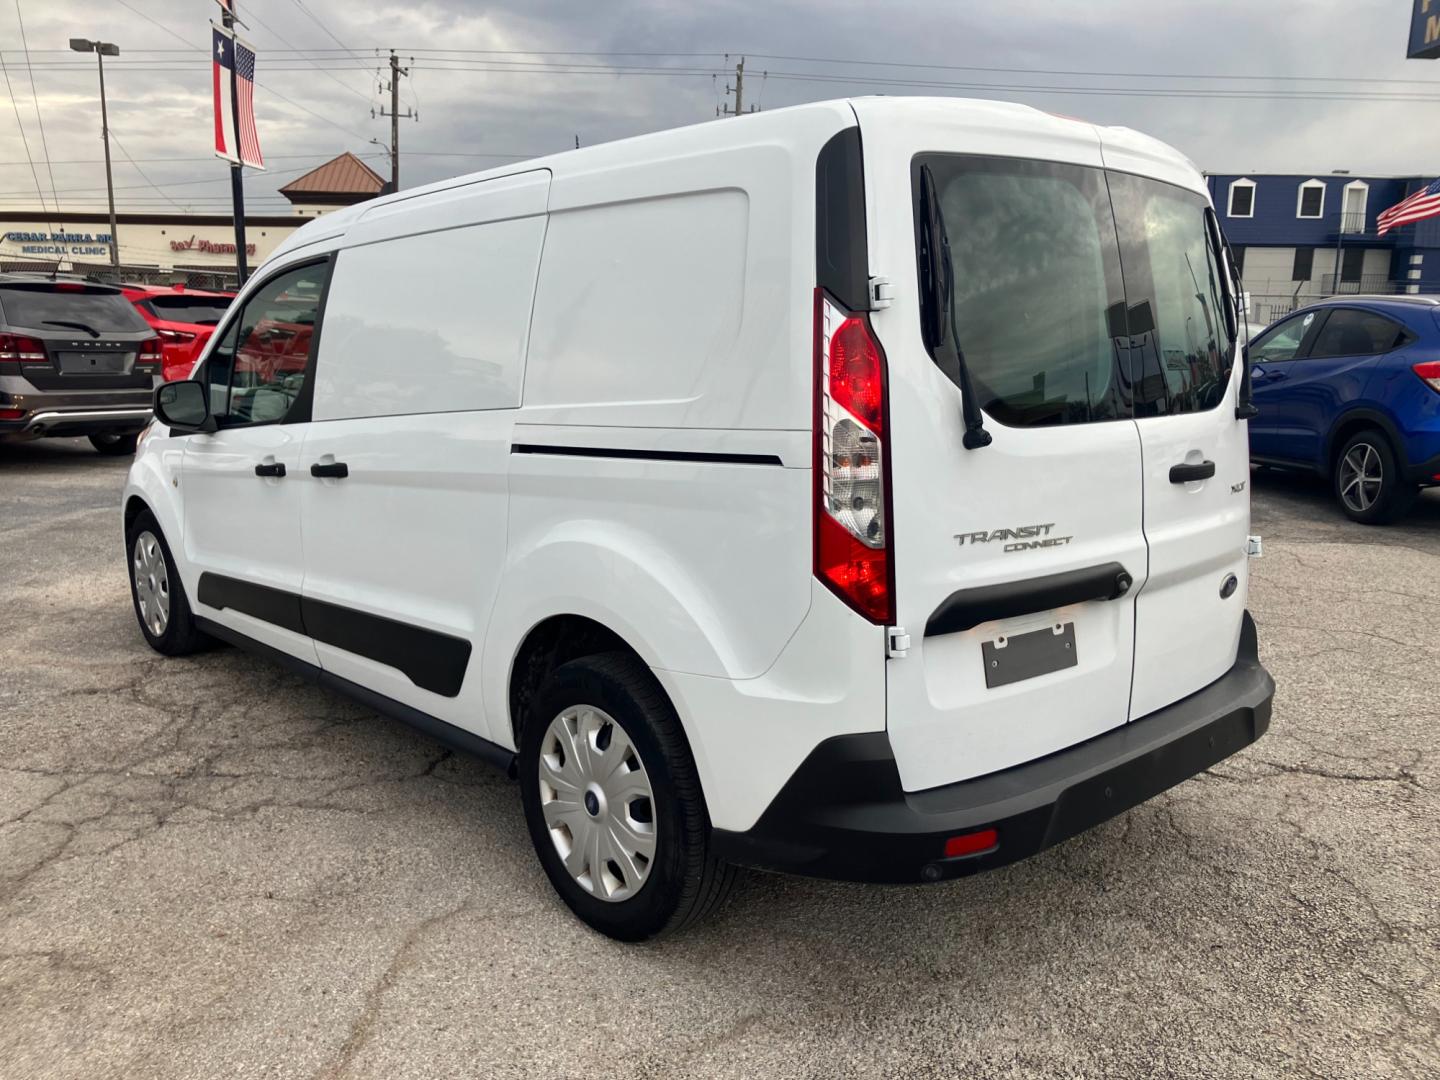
[108,0,373,144]
[106,128,188,212]
[0,24,52,228]
[243,4,372,104]
[13,0,60,215]
[740,51,1440,88]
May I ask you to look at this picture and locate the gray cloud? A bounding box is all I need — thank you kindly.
[2,0,1436,215]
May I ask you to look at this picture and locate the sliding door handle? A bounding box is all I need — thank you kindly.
[1169,460,1216,484]
[310,461,349,479]
[254,462,286,478]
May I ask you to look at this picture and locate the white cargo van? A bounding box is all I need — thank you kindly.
[123,98,1274,940]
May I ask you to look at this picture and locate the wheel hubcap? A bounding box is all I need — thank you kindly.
[132,531,171,637]
[1340,443,1383,513]
[537,706,656,902]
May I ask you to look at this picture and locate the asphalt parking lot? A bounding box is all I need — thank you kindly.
[1,439,1436,1080]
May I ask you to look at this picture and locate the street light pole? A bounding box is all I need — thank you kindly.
[70,38,121,273]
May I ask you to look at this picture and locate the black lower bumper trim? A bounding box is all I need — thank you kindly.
[711,611,1274,884]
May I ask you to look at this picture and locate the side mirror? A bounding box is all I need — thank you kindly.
[153,380,215,434]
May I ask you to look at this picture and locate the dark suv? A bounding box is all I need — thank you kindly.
[0,274,162,454]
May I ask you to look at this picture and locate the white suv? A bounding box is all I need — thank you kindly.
[123,97,1274,940]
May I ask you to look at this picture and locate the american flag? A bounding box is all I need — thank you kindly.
[212,25,264,170]
[1376,178,1440,235]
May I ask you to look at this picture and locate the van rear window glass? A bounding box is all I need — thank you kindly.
[1108,172,1232,416]
[916,155,1129,427]
[145,295,232,325]
[914,155,1235,425]
[0,285,149,334]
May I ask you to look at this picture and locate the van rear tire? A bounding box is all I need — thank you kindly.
[1333,430,1414,525]
[518,652,735,940]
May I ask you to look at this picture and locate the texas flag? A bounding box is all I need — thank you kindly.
[212,24,264,170]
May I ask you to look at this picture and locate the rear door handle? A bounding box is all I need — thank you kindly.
[925,562,1134,637]
[254,462,286,478]
[1169,460,1216,484]
[310,461,349,479]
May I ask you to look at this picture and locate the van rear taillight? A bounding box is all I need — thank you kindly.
[1413,361,1440,393]
[814,289,893,624]
[0,333,46,367]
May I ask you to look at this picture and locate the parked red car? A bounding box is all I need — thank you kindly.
[121,284,233,381]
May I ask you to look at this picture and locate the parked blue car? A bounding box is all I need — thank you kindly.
[1247,295,1440,523]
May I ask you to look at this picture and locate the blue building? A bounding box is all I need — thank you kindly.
[1204,172,1440,326]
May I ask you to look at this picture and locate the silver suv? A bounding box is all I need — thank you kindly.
[0,274,161,455]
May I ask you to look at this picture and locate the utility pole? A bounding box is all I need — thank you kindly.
[221,1,247,285]
[720,56,750,117]
[69,38,121,271]
[375,51,415,192]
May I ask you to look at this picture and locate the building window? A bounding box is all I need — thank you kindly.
[1341,246,1364,284]
[1228,178,1255,218]
[1341,181,1369,234]
[1297,180,1325,219]
[1292,247,1314,281]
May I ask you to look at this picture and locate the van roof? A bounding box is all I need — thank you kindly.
[267,97,1203,265]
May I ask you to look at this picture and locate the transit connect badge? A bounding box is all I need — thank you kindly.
[954,523,1074,553]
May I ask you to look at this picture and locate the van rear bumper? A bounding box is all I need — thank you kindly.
[711,611,1274,884]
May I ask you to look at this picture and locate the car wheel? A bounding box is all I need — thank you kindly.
[90,431,140,456]
[126,510,207,656]
[519,652,736,941]
[1334,430,1415,525]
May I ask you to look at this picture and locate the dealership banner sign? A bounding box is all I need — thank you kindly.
[1410,0,1440,58]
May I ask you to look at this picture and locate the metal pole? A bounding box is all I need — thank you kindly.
[96,49,119,271]
[733,57,744,116]
[224,3,248,286]
[390,51,400,190]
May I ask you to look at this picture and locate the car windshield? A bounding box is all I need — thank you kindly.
[915,154,1234,426]
[145,295,233,326]
[0,284,150,334]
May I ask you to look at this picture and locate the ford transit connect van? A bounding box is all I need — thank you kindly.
[123,98,1274,940]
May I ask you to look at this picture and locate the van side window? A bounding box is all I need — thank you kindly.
[916,155,1129,427]
[312,217,545,421]
[1250,311,1317,363]
[1307,309,1406,359]
[1107,172,1232,417]
[217,262,328,426]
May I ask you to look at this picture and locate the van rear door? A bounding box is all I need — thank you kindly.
[857,108,1149,793]
[1099,147,1251,718]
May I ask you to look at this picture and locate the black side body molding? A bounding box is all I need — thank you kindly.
[198,573,305,635]
[511,444,783,467]
[925,561,1133,637]
[196,572,472,697]
[195,617,515,776]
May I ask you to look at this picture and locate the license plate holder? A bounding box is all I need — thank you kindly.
[982,622,1077,688]
[57,351,129,374]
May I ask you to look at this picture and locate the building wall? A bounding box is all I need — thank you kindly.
[1205,173,1410,245]
[0,216,302,272]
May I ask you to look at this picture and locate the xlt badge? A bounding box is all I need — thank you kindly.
[955,523,1074,553]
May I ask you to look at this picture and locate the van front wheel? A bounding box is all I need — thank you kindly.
[518,652,735,940]
[1334,430,1415,525]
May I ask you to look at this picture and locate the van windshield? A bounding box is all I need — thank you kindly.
[915,154,1233,426]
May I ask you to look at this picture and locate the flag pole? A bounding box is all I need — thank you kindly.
[223,0,248,287]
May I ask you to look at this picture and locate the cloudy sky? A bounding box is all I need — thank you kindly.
[1,0,1436,216]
